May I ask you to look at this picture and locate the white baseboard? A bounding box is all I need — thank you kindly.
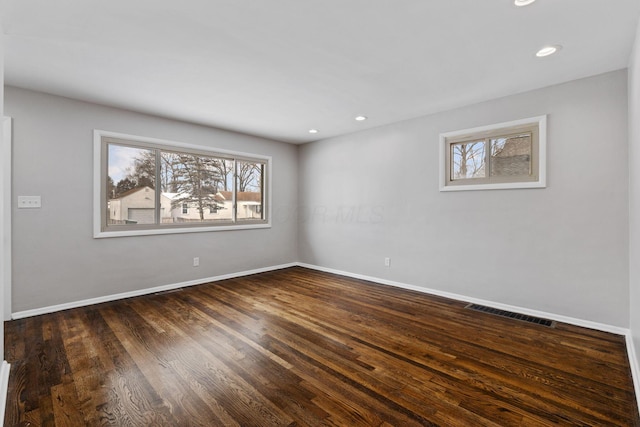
[626,333,640,416]
[14,260,628,334]
[297,262,629,335]
[0,361,10,427]
[11,263,297,320]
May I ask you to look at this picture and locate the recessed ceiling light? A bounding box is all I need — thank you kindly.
[514,0,536,6]
[536,45,562,57]
[308,129,319,134]
[355,115,368,121]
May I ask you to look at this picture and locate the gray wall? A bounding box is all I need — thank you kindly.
[6,87,298,312]
[629,21,640,373]
[298,70,630,327]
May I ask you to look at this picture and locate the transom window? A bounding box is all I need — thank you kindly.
[94,130,270,238]
[440,116,546,191]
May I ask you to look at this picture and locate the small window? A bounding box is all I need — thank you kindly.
[440,116,546,191]
[94,130,271,238]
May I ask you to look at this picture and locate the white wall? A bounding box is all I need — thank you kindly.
[0,24,5,358]
[629,20,640,375]
[5,86,298,313]
[299,70,629,327]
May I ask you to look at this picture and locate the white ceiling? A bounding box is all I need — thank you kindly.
[2,1,639,144]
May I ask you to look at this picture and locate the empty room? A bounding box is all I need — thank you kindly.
[2,0,640,425]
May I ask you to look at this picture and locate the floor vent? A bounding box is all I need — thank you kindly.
[154,288,184,296]
[465,304,556,327]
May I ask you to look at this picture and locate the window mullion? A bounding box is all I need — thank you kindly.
[260,163,265,220]
[232,159,237,223]
[485,138,491,182]
[102,141,109,230]
[154,149,162,225]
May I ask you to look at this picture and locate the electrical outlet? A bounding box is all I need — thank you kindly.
[193,257,199,267]
[384,257,391,267]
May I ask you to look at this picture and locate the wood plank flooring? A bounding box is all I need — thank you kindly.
[4,267,639,426]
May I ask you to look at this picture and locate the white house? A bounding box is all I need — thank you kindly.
[165,191,262,221]
[108,186,173,224]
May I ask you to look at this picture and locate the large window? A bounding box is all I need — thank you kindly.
[94,130,270,238]
[440,116,546,191]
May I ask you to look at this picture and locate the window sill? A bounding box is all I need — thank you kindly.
[439,180,546,192]
[94,222,271,238]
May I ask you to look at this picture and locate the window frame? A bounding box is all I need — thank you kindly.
[93,130,271,238]
[439,115,547,192]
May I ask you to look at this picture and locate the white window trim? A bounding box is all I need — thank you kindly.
[2,117,12,320]
[93,130,272,238]
[439,115,547,192]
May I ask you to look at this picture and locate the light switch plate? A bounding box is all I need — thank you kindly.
[18,196,41,209]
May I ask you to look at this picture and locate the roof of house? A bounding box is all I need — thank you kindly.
[218,191,261,202]
[113,188,261,203]
[112,186,153,200]
[163,192,226,202]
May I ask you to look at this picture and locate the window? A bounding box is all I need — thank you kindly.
[94,130,270,238]
[236,160,264,221]
[440,116,546,191]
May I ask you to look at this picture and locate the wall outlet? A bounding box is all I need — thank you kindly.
[18,196,41,209]
[193,257,199,267]
[384,257,391,267]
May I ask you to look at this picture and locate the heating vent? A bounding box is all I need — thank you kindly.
[154,288,184,296]
[465,304,556,327]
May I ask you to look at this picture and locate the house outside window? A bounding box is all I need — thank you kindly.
[439,116,546,191]
[94,130,270,238]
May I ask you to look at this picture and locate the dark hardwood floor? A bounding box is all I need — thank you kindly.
[4,267,639,426]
